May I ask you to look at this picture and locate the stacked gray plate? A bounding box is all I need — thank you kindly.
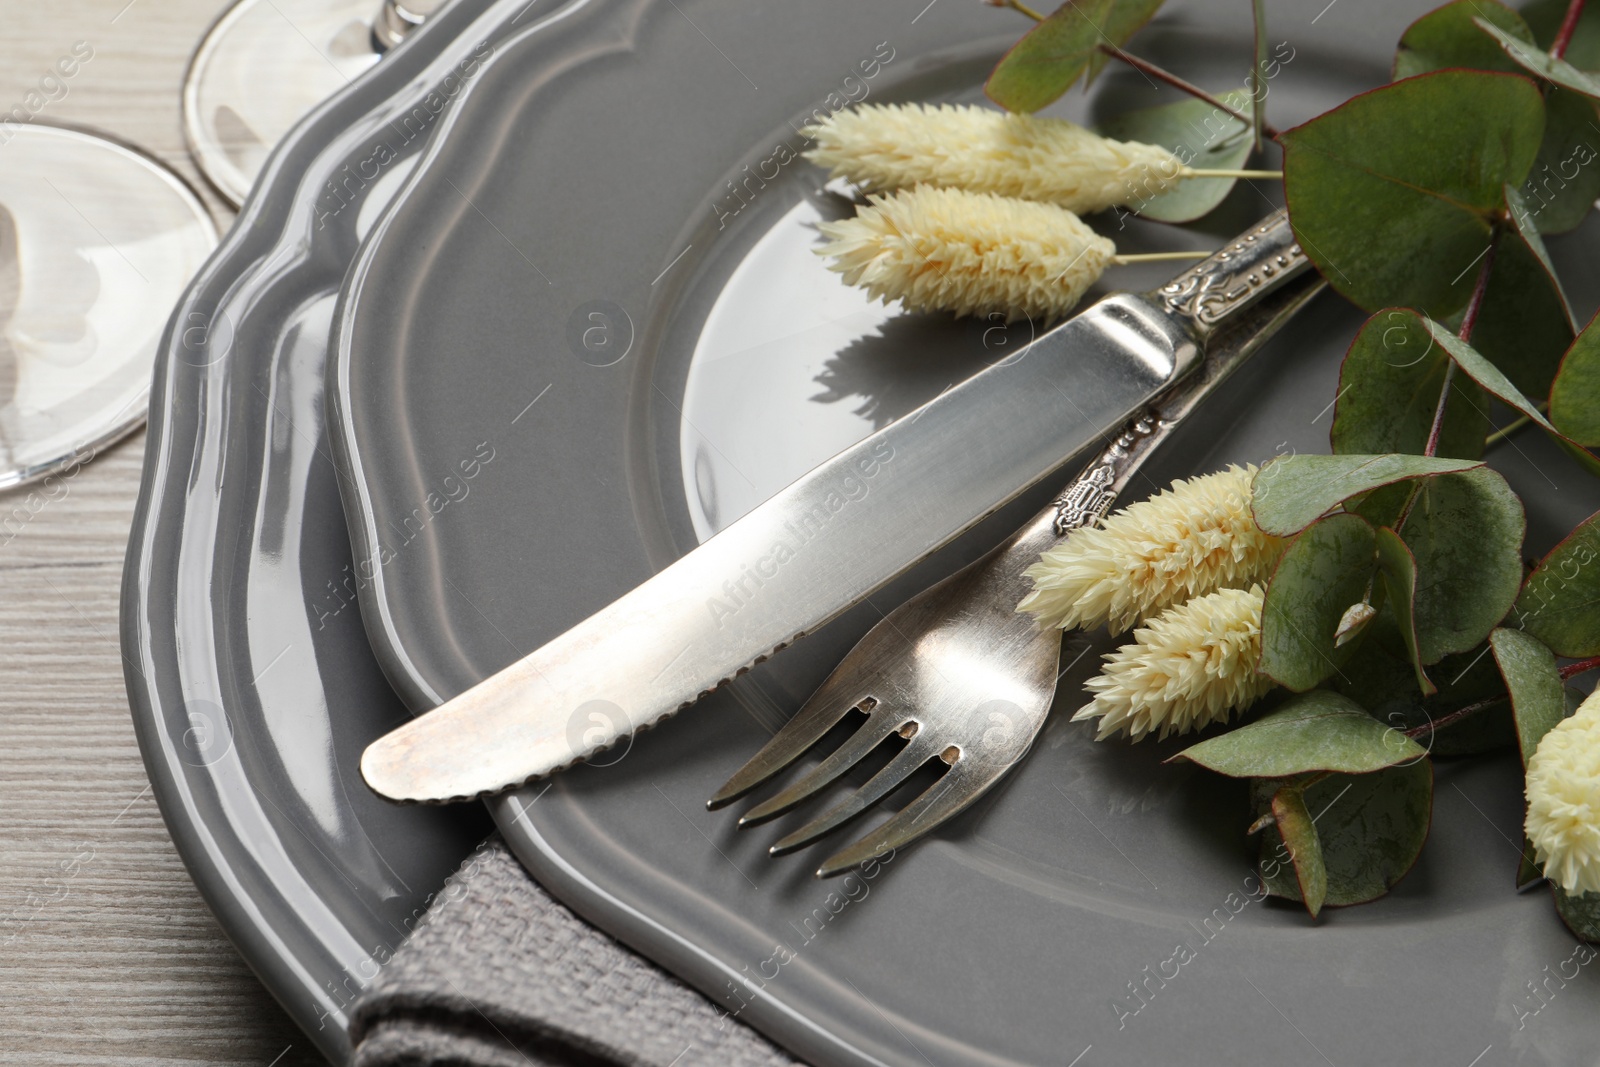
[125,0,1600,1064]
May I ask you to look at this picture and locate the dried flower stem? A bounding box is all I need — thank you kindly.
[1186,169,1283,180]
[1485,412,1536,449]
[1553,0,1587,59]
[1000,0,1048,19]
[993,0,1279,137]
[1111,250,1215,263]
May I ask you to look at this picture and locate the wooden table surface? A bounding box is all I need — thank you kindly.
[1,2,333,1063]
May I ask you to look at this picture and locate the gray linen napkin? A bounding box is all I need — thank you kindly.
[349,835,804,1067]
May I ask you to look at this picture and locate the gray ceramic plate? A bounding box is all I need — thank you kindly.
[120,2,550,1062]
[329,0,1600,1064]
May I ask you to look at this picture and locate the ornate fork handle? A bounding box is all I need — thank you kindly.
[1049,208,1313,539]
[998,250,1325,601]
[1049,408,1163,534]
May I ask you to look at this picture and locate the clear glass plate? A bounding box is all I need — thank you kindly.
[182,0,389,205]
[0,123,215,488]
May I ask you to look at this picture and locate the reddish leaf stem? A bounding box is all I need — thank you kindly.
[1396,656,1600,742]
[993,1,1282,139]
[1096,46,1279,137]
[1421,232,1499,459]
[1553,0,1587,60]
[1559,655,1600,680]
[1422,364,1460,460]
[1403,696,1505,738]
[1456,237,1498,345]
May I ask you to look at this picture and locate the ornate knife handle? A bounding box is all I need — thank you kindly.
[1154,208,1308,334]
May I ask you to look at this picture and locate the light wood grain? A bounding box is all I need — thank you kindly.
[0,2,325,1063]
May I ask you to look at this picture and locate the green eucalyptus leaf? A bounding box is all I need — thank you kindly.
[1375,526,1435,695]
[1280,70,1545,316]
[1418,312,1591,471]
[1395,0,1533,78]
[1553,887,1600,943]
[1423,316,1551,424]
[1396,468,1526,663]
[1551,312,1600,446]
[1085,0,1168,83]
[1522,0,1600,69]
[1261,514,1379,690]
[1330,309,1489,459]
[1515,89,1600,235]
[1513,508,1600,655]
[1097,90,1254,223]
[1271,787,1327,917]
[1173,689,1424,776]
[1392,0,1600,237]
[1256,761,1434,908]
[985,0,1166,113]
[1489,626,1566,766]
[1252,453,1483,536]
[1476,16,1600,98]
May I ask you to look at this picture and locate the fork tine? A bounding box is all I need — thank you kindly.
[767,736,939,856]
[736,710,916,828]
[706,681,878,810]
[814,756,999,878]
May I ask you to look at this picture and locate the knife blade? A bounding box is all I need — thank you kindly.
[362,209,1309,802]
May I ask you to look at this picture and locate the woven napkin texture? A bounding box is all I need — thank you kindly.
[349,835,805,1067]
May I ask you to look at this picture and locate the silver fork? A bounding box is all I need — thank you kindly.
[707,210,1324,876]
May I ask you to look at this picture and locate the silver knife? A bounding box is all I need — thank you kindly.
[361,209,1311,802]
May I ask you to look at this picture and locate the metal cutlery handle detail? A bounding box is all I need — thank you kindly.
[1050,410,1164,535]
[1003,261,1326,603]
[1154,208,1307,333]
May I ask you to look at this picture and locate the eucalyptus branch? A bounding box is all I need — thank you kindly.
[1552,0,1587,60]
[1423,362,1460,459]
[1396,230,1501,530]
[1559,655,1600,680]
[1097,46,1281,137]
[1393,655,1600,743]
[1403,695,1507,738]
[1422,232,1497,457]
[988,1,1280,138]
[1455,236,1498,346]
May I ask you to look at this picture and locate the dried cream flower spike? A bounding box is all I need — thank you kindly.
[803,103,1278,215]
[1526,690,1600,896]
[1020,465,1284,634]
[1075,585,1274,741]
[816,185,1203,320]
